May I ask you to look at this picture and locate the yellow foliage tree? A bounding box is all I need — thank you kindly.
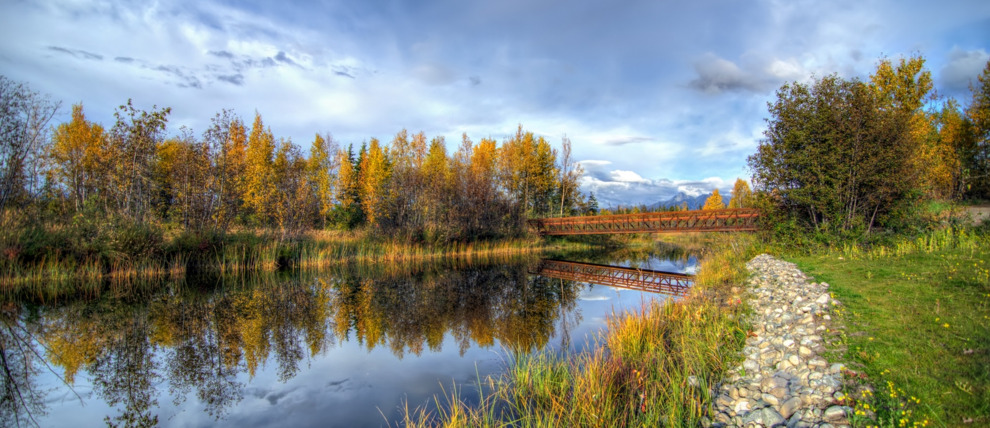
[358,138,391,227]
[702,188,726,210]
[244,112,276,225]
[49,103,107,211]
[727,178,753,208]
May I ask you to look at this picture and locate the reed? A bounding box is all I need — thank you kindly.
[402,233,754,427]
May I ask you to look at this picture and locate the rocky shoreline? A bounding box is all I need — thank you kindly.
[706,254,851,428]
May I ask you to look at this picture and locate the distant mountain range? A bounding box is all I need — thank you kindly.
[649,191,730,211]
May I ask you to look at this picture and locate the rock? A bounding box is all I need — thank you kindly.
[743,407,785,427]
[779,396,802,419]
[734,399,751,415]
[823,405,851,422]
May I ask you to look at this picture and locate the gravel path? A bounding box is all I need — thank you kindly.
[706,254,851,428]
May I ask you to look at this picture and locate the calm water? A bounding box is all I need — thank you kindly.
[2,249,697,427]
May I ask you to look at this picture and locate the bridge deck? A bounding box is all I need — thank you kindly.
[528,208,760,235]
[534,259,692,296]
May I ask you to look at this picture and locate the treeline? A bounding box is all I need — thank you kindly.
[0,74,586,261]
[749,56,990,240]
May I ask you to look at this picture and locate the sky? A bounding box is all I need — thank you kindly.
[2,0,989,208]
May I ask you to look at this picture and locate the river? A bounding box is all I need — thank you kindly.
[1,247,697,427]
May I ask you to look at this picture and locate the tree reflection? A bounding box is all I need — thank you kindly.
[1,304,47,427]
[0,257,583,425]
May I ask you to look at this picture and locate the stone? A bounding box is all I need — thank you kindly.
[734,399,751,415]
[787,354,801,366]
[823,405,851,422]
[779,396,802,419]
[762,392,780,406]
[742,407,785,427]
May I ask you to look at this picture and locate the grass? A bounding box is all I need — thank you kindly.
[1,230,591,299]
[401,233,757,427]
[787,228,990,427]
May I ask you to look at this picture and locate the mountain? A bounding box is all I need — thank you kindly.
[650,191,729,211]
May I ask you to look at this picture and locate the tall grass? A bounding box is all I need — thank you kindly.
[1,230,590,299]
[403,233,755,427]
[829,226,988,260]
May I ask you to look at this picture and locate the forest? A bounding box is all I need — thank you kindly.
[0,76,587,274]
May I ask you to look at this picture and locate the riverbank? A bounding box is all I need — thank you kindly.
[403,233,756,427]
[0,230,590,298]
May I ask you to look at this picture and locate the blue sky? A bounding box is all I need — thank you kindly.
[2,0,988,207]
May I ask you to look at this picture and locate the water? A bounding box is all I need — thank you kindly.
[1,249,697,427]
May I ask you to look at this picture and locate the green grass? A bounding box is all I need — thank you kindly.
[787,231,990,427]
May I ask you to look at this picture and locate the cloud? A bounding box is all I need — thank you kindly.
[217,74,245,86]
[209,50,235,59]
[47,46,103,61]
[689,54,764,93]
[603,136,654,146]
[688,53,809,94]
[412,63,457,86]
[274,51,298,67]
[114,56,135,63]
[940,48,989,93]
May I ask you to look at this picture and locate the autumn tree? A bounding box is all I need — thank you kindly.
[107,99,171,224]
[358,138,391,228]
[49,103,106,211]
[308,133,338,228]
[272,139,313,235]
[202,110,247,233]
[702,188,726,210]
[498,126,559,218]
[727,178,753,208]
[243,112,276,225]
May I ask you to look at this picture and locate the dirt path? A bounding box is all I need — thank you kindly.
[963,205,990,225]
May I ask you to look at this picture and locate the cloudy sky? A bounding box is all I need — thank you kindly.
[2,0,988,207]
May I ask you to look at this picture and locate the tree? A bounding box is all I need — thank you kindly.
[557,136,583,217]
[358,138,391,228]
[749,73,915,234]
[202,110,247,233]
[107,99,171,224]
[244,112,276,225]
[308,133,338,228]
[727,178,753,208]
[49,103,106,211]
[702,189,726,210]
[0,76,60,219]
[966,59,990,199]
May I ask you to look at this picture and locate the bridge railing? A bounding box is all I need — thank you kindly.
[534,259,692,296]
[527,208,760,235]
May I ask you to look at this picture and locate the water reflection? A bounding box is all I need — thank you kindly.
[2,249,696,427]
[2,257,584,426]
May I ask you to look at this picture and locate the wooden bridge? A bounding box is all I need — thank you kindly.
[534,259,692,296]
[527,208,760,236]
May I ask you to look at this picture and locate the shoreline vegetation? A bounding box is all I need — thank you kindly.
[0,229,600,298]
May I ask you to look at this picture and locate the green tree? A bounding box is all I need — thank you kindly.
[749,73,915,234]
[966,59,990,199]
